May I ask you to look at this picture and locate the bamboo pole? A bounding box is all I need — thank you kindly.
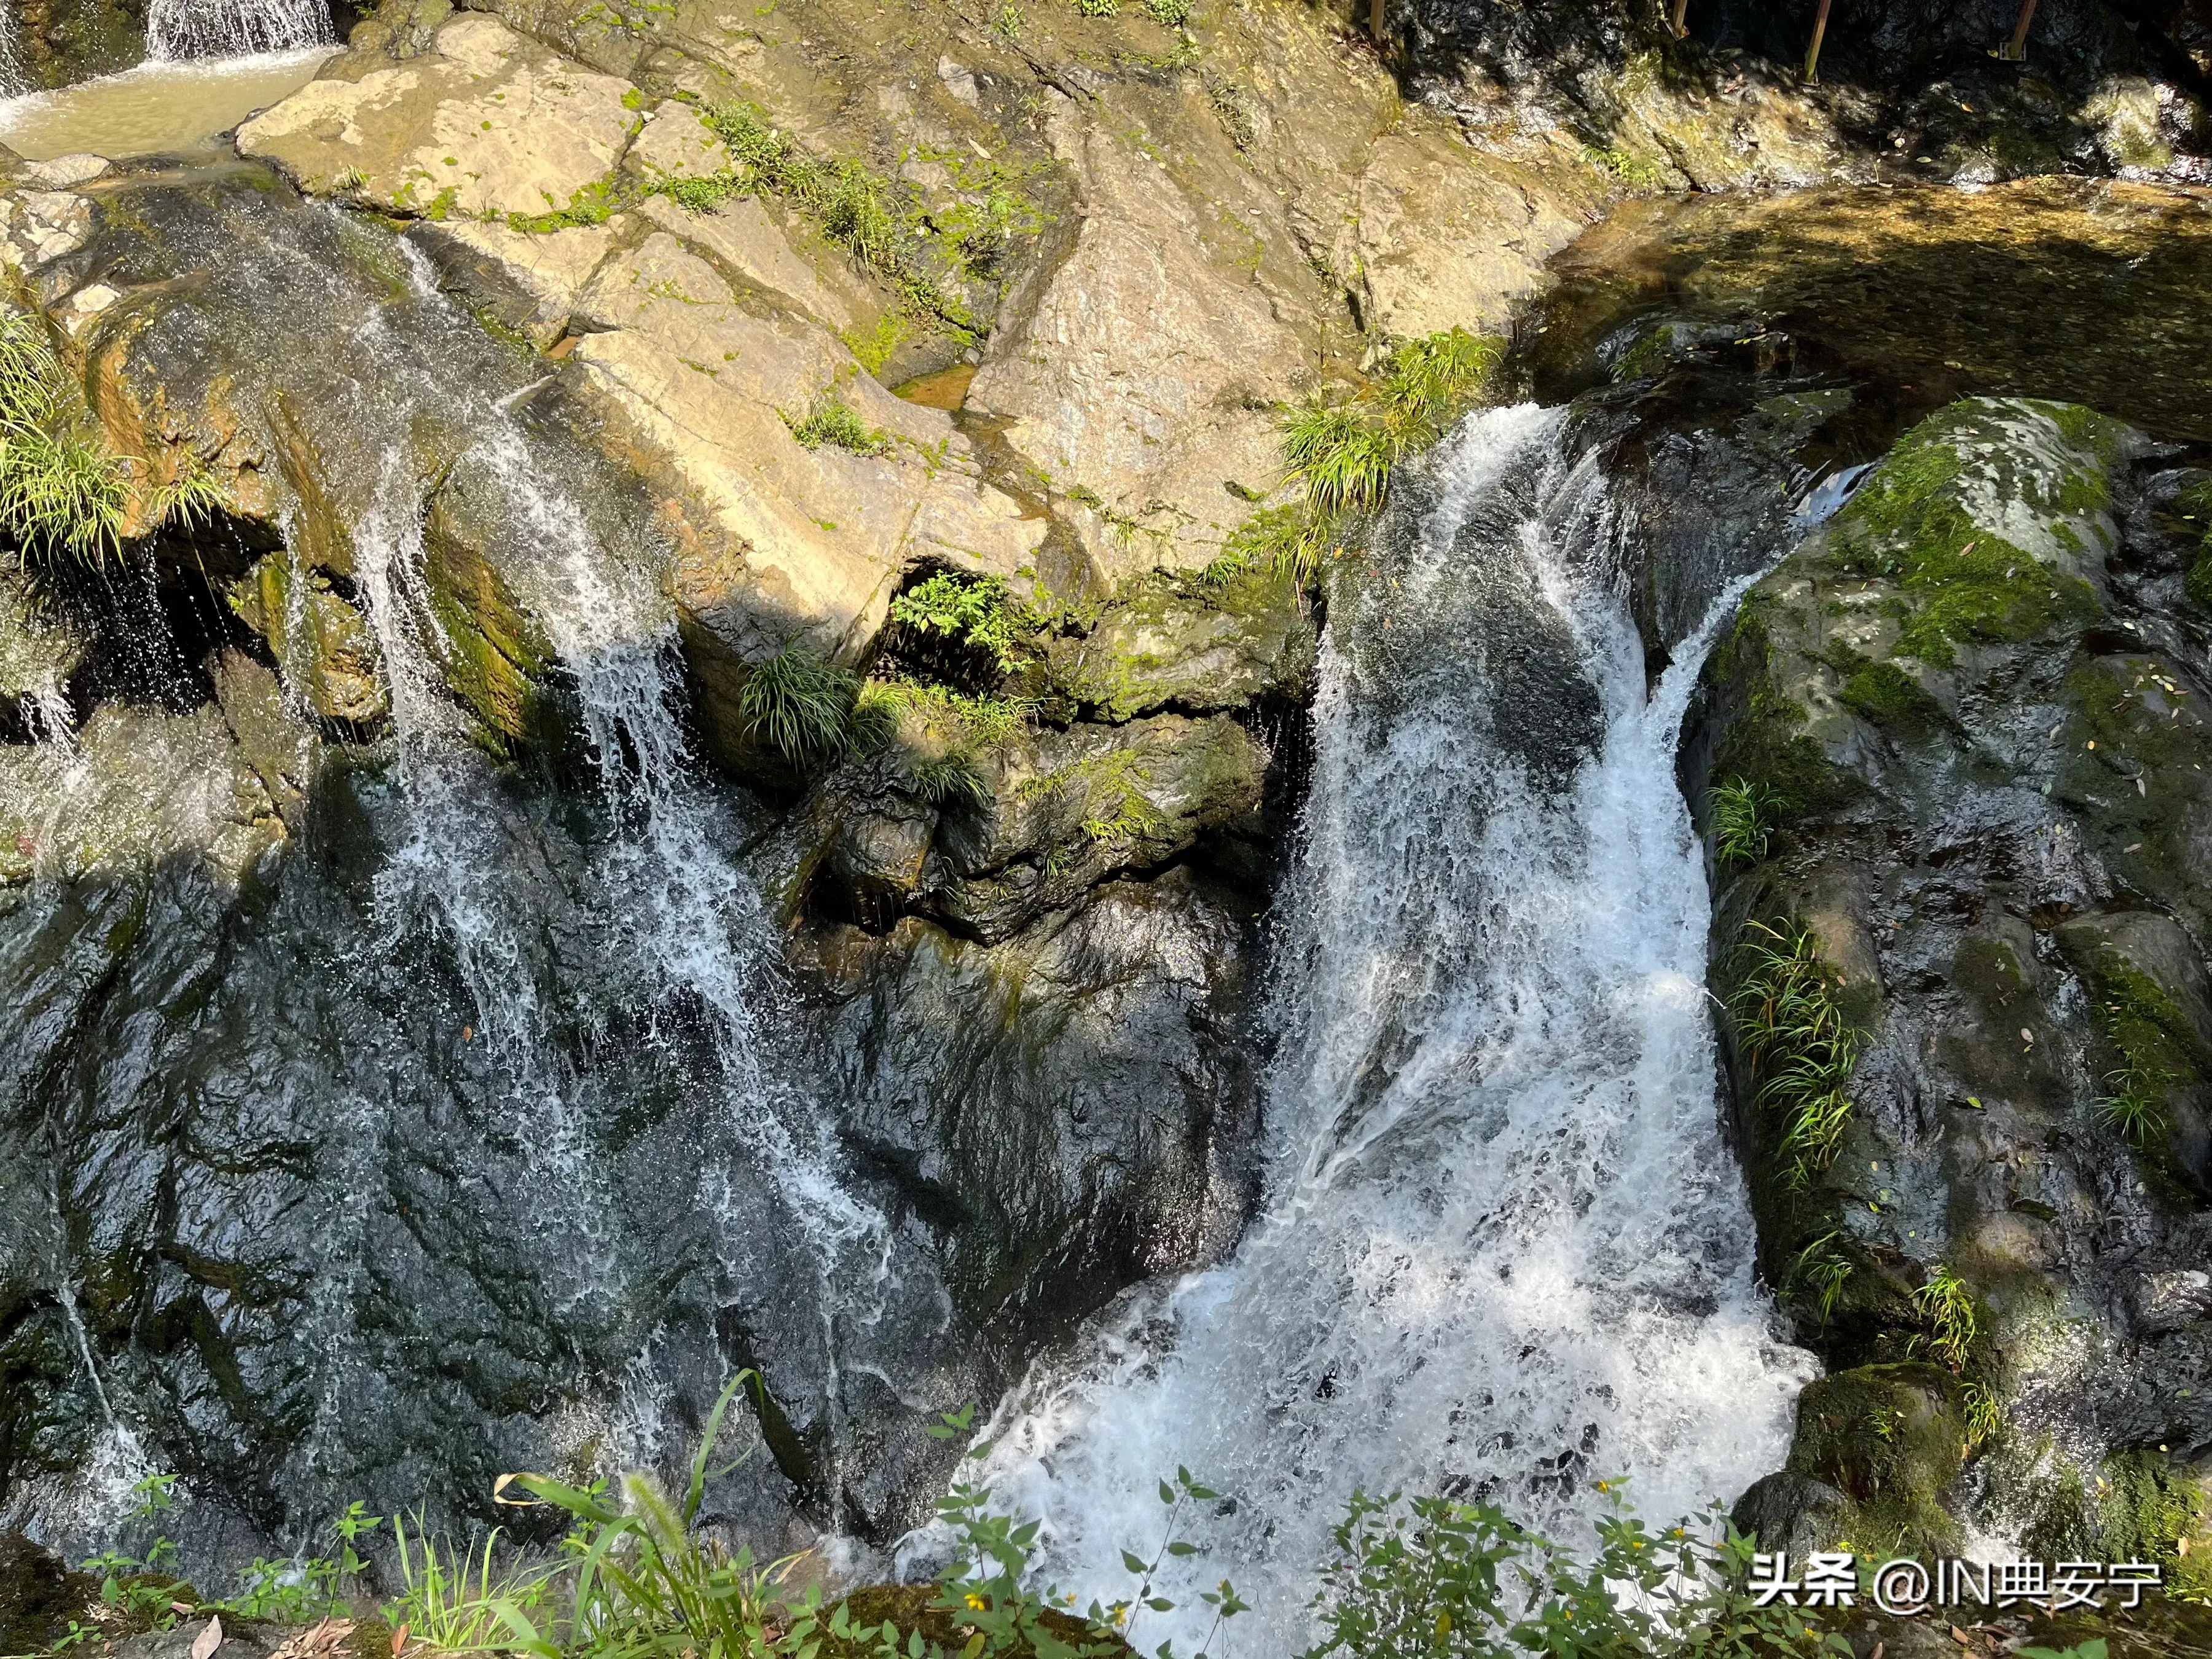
[1802,0,1832,79]
[1669,0,1688,37]
[1371,0,1386,47]
[1997,0,2037,59]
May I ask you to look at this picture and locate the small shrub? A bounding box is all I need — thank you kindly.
[1075,0,1119,16]
[785,394,895,457]
[851,679,1037,754]
[1711,777,1775,868]
[1141,0,1191,21]
[2101,1065,2168,1145]
[661,171,745,213]
[1282,404,1395,520]
[739,645,857,760]
[994,0,1025,31]
[1306,1485,1849,1659]
[387,1513,557,1653]
[889,572,1029,672]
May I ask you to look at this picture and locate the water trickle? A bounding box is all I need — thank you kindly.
[941,406,1815,1647]
[146,0,331,60]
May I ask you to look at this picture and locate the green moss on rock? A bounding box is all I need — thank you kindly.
[1787,1363,1969,1556]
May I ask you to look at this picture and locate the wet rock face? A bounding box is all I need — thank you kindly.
[0,151,1282,1566]
[1692,396,2212,1574]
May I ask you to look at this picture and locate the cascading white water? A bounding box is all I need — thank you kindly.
[943,405,1816,1648]
[145,0,329,59]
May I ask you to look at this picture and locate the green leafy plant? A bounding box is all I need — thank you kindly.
[228,1502,382,1622]
[152,456,226,530]
[889,573,1030,673]
[1140,0,1191,20]
[1728,920,1860,1192]
[1304,1484,1849,1659]
[785,394,895,457]
[0,309,126,565]
[1711,777,1775,869]
[739,645,858,761]
[79,1473,193,1636]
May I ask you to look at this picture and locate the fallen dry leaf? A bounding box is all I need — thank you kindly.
[190,1615,224,1659]
[392,1623,410,1657]
[268,1617,355,1659]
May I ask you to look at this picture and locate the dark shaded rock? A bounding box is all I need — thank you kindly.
[1728,1470,1851,1559]
[0,1531,95,1654]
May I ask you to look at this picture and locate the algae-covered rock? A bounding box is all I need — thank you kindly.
[1786,1364,1968,1556]
[0,569,88,731]
[1030,567,1312,723]
[230,551,388,724]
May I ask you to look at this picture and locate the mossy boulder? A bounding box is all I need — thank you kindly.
[0,1531,94,1655]
[1695,394,2212,1562]
[1786,1363,1969,1556]
[229,552,388,724]
[1027,566,1314,723]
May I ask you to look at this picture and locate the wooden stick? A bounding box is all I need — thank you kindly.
[1669,0,1688,38]
[1802,0,1832,79]
[2000,0,2037,59]
[1371,0,1386,46]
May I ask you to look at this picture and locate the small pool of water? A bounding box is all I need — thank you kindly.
[0,49,335,161]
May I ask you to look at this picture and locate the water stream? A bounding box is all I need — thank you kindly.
[940,405,1816,1648]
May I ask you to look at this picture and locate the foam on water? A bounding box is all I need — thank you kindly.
[933,405,1816,1648]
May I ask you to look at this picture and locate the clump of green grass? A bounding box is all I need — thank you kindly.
[0,309,126,564]
[388,1513,558,1652]
[1711,777,1775,868]
[1141,0,1191,20]
[909,753,992,807]
[785,394,894,457]
[1913,1265,1980,1372]
[2100,1061,2168,1146]
[739,643,858,760]
[1729,919,1861,1192]
[1273,327,1503,586]
[888,571,1029,672]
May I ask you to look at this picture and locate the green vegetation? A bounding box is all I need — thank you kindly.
[1728,920,1859,1193]
[890,572,1029,672]
[1911,1265,1979,1373]
[508,179,619,233]
[739,644,858,761]
[2179,479,2212,610]
[49,1401,1897,1659]
[1308,1486,1846,1659]
[785,393,895,457]
[1701,602,1857,825]
[1140,0,1192,22]
[1710,777,1775,869]
[699,103,975,337]
[1021,746,1166,849]
[850,679,1036,753]
[1786,1230,1853,1328]
[0,309,126,564]
[1835,658,1947,739]
[909,754,992,807]
[1258,328,1502,587]
[1580,144,1663,188]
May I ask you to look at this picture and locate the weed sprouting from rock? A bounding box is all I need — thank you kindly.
[1711,777,1776,868]
[785,394,895,457]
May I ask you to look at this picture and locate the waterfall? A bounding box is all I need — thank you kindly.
[145,0,331,60]
[938,405,1816,1647]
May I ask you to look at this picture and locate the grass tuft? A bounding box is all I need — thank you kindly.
[1711,777,1775,869]
[1729,919,1860,1192]
[784,394,894,457]
[1913,1265,1980,1373]
[739,645,857,761]
[0,310,126,564]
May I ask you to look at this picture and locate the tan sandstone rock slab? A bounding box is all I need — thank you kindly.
[236,15,638,219]
[965,111,1305,581]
